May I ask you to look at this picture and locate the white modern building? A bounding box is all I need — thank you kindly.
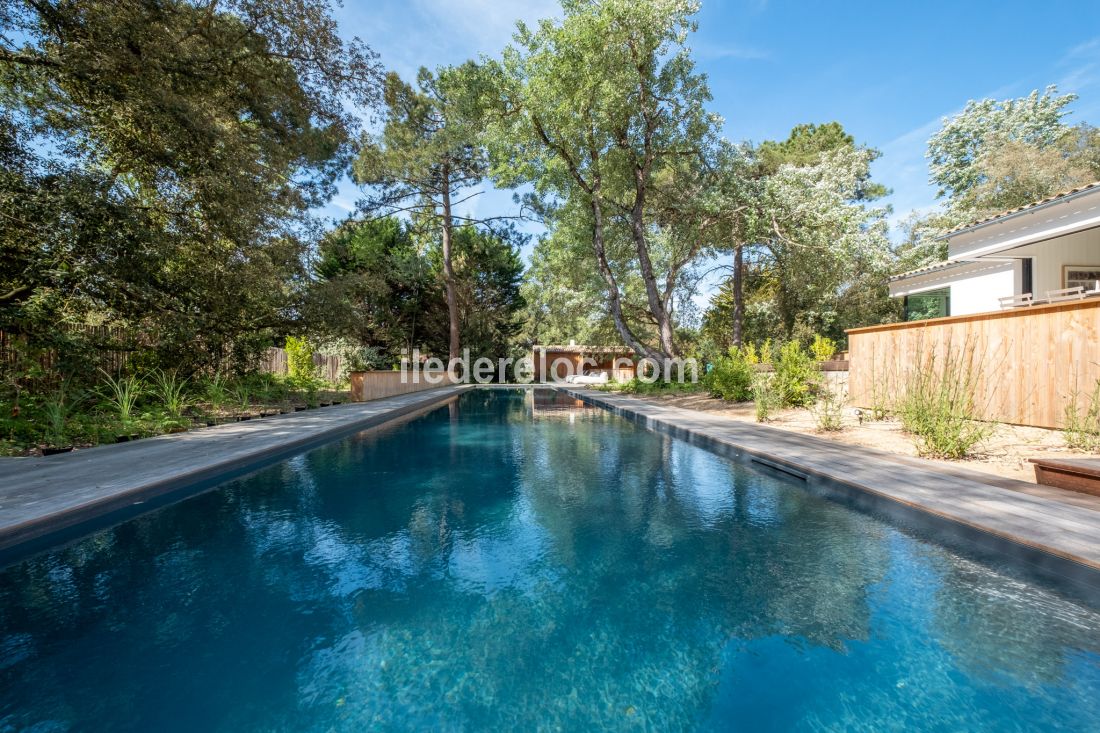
[889,182,1100,320]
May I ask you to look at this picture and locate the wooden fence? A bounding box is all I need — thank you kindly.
[260,348,344,384]
[349,370,458,402]
[1,329,344,384]
[846,298,1100,429]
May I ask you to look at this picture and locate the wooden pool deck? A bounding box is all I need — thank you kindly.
[0,385,470,556]
[559,387,1100,598]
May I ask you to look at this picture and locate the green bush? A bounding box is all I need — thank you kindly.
[811,386,845,432]
[810,334,837,362]
[1064,379,1100,452]
[617,378,702,396]
[773,341,819,407]
[704,347,755,402]
[285,336,317,381]
[898,348,992,459]
[751,372,780,422]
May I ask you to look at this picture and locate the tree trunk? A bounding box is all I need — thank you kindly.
[440,165,460,363]
[732,244,744,349]
[629,174,678,358]
[588,196,666,369]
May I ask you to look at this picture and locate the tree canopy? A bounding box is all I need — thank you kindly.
[1,0,380,371]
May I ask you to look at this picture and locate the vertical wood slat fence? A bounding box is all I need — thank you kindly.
[260,348,344,384]
[1,329,344,384]
[349,370,457,402]
[846,298,1100,429]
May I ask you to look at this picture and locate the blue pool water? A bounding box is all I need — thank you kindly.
[2,389,1100,731]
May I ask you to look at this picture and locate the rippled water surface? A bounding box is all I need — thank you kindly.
[2,389,1100,731]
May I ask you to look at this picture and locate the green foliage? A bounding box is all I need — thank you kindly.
[614,378,702,396]
[1064,380,1100,452]
[230,383,252,414]
[445,225,527,360]
[483,0,718,362]
[898,349,992,459]
[205,374,230,414]
[773,341,819,408]
[927,86,1079,202]
[41,382,85,448]
[751,373,780,423]
[704,347,755,402]
[150,369,189,418]
[1,0,379,373]
[811,386,845,432]
[308,218,441,361]
[285,337,318,382]
[810,335,837,362]
[98,371,145,427]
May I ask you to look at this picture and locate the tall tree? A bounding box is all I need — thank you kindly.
[0,0,379,371]
[442,225,526,361]
[353,65,489,362]
[926,86,1098,215]
[307,217,442,360]
[483,0,719,368]
[708,123,889,347]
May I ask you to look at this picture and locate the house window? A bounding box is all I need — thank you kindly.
[1064,266,1100,292]
[905,288,950,321]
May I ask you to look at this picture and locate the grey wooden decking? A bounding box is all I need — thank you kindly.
[559,387,1100,578]
[3,381,1100,602]
[0,385,470,553]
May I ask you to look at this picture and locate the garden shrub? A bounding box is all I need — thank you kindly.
[810,334,837,362]
[1064,379,1100,452]
[285,337,317,381]
[704,347,755,402]
[811,386,845,432]
[773,341,819,407]
[751,372,780,422]
[898,347,992,459]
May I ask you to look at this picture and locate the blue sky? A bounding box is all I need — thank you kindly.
[325,0,1100,276]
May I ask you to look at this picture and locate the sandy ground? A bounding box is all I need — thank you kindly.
[640,392,1090,484]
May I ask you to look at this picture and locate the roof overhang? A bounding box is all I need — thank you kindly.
[939,184,1100,260]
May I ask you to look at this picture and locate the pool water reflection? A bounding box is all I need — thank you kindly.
[1,389,1099,731]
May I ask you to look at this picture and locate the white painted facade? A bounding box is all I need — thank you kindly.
[889,185,1100,318]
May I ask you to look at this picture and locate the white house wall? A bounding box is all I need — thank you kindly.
[889,259,1015,317]
[1004,226,1100,296]
[948,262,1014,315]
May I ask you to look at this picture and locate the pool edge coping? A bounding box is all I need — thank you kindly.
[558,386,1100,604]
[0,385,473,560]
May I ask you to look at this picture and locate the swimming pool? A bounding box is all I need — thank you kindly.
[1,388,1099,731]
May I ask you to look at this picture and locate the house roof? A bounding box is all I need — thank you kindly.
[888,259,966,282]
[942,181,1100,237]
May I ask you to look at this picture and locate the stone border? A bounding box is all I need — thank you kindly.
[558,386,1100,605]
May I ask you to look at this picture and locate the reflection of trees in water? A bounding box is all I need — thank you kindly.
[2,389,1100,731]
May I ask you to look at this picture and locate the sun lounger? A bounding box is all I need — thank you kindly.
[1045,286,1086,303]
[998,293,1034,308]
[568,372,609,385]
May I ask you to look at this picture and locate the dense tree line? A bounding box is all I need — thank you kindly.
[0,0,380,373]
[3,0,1099,389]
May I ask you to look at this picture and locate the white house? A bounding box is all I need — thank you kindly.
[889,182,1100,320]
